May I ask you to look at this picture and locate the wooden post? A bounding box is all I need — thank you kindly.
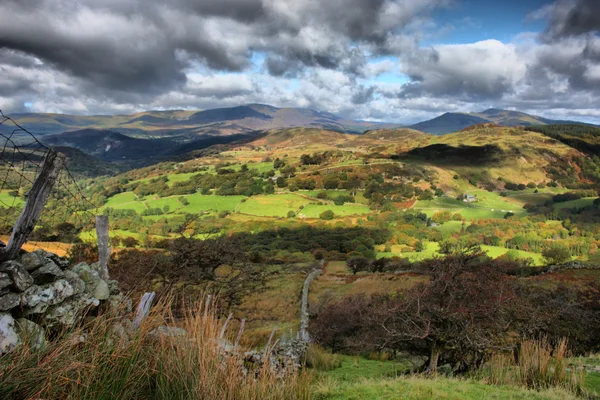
[234,318,245,348]
[0,149,66,261]
[95,215,110,280]
[133,292,156,330]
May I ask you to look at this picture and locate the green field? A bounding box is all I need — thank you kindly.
[378,241,543,264]
[238,194,312,217]
[435,220,470,234]
[315,374,577,400]
[553,197,596,210]
[0,190,24,208]
[414,196,526,220]
[104,192,147,213]
[300,203,372,218]
[104,192,245,214]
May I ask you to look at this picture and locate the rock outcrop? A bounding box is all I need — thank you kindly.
[0,249,124,354]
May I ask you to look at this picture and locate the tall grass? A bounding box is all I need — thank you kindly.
[482,337,586,396]
[0,296,310,400]
[305,345,342,371]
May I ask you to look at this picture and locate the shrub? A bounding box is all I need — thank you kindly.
[542,243,571,265]
[319,210,335,220]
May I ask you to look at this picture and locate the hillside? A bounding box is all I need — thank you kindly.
[0,104,400,142]
[409,108,594,135]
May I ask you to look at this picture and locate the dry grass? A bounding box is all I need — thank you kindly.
[0,235,72,257]
[0,296,310,400]
[482,338,586,396]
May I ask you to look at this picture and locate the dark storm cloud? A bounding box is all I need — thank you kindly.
[0,0,446,100]
[542,0,600,39]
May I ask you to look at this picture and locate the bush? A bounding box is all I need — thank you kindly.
[287,210,296,218]
[542,243,571,265]
[319,210,335,220]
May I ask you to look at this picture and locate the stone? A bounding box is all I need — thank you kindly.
[107,280,120,295]
[63,270,86,295]
[43,294,100,328]
[21,279,75,314]
[15,318,46,350]
[0,261,34,292]
[0,272,11,295]
[19,251,47,272]
[93,280,110,300]
[31,260,64,284]
[0,293,20,311]
[73,263,101,290]
[0,313,20,354]
[148,326,188,338]
[107,294,133,315]
[47,253,69,269]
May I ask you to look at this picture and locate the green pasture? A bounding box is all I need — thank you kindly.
[435,220,470,235]
[378,241,543,264]
[300,203,373,218]
[104,192,147,213]
[103,191,245,214]
[237,193,312,217]
[553,197,596,210]
[0,190,24,208]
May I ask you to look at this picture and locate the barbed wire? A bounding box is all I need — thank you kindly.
[0,110,102,257]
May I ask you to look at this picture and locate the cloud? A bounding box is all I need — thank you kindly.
[0,0,599,125]
[398,40,527,100]
[538,0,600,40]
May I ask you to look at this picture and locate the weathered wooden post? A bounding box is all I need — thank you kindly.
[0,149,66,261]
[95,215,110,280]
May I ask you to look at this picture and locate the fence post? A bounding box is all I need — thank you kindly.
[0,149,66,262]
[95,215,110,280]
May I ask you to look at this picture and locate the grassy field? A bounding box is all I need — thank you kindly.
[414,195,527,220]
[300,203,373,218]
[553,197,596,210]
[104,192,245,214]
[238,193,312,217]
[435,221,470,234]
[314,374,578,400]
[377,241,544,264]
[0,190,24,208]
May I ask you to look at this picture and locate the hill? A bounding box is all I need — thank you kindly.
[409,108,594,135]
[0,104,400,142]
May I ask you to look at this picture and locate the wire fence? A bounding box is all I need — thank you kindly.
[0,110,101,257]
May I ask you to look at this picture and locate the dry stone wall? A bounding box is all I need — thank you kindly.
[0,249,127,353]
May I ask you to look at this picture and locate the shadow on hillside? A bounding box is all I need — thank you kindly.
[394,143,503,166]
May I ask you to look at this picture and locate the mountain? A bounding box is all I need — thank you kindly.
[1,104,400,142]
[41,128,263,169]
[408,108,594,135]
[409,113,489,135]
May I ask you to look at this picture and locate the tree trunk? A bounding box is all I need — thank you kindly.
[427,344,440,374]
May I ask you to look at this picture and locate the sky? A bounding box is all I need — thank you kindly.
[0,0,599,124]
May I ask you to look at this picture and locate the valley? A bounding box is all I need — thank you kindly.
[2,110,600,399]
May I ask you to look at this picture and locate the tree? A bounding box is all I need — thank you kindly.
[542,243,571,265]
[319,210,335,220]
[347,257,370,275]
[287,210,296,218]
[168,236,267,307]
[311,252,518,373]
